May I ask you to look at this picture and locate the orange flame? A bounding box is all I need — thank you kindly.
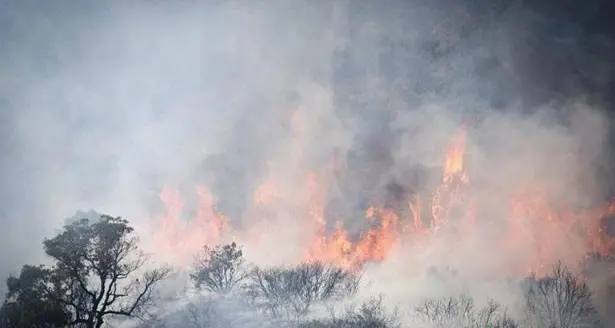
[150,185,227,266]
[146,127,615,276]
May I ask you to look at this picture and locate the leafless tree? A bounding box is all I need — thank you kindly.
[190,242,247,295]
[242,262,360,320]
[580,252,615,324]
[522,261,601,328]
[413,294,518,328]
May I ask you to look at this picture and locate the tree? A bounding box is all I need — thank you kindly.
[522,262,601,328]
[413,294,518,328]
[0,213,171,328]
[190,242,247,294]
[580,252,615,324]
[242,262,361,320]
[0,265,70,328]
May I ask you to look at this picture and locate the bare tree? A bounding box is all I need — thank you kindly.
[190,242,247,295]
[180,297,231,328]
[1,213,171,328]
[242,262,361,320]
[522,262,601,328]
[413,294,518,328]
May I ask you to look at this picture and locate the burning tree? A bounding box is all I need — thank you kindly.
[0,213,171,328]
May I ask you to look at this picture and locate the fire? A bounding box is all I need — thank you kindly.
[253,179,281,206]
[307,207,401,271]
[442,129,467,184]
[150,185,227,265]
[431,129,470,229]
[146,127,615,276]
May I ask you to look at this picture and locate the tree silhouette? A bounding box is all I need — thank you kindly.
[580,252,615,324]
[413,294,518,328]
[0,213,171,328]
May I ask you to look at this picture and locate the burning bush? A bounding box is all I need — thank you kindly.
[242,261,361,320]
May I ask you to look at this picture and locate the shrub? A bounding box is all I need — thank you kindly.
[521,262,600,328]
[242,261,360,320]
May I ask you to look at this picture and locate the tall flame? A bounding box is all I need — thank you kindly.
[145,127,615,275]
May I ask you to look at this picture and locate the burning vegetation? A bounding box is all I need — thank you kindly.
[148,123,615,277]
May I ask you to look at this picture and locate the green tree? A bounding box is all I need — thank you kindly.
[0,213,171,328]
[413,294,518,328]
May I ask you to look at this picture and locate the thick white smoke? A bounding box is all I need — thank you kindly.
[1,1,614,326]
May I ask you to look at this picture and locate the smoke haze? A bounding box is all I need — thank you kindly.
[1,0,614,325]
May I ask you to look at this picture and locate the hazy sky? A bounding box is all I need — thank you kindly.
[1,0,614,285]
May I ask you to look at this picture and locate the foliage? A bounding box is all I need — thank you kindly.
[190,242,247,294]
[180,296,231,328]
[0,213,171,328]
[242,261,361,320]
[413,294,518,328]
[0,265,70,328]
[521,262,601,328]
[298,296,400,328]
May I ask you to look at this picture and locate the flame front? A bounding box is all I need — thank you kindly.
[146,127,615,275]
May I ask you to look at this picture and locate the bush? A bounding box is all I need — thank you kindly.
[242,262,361,320]
[190,242,247,294]
[298,296,401,328]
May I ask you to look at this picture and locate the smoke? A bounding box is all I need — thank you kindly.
[1,0,614,325]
